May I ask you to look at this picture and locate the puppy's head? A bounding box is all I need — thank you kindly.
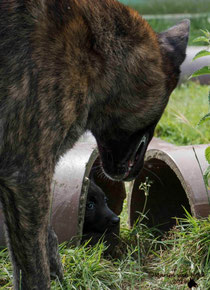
[83,180,120,234]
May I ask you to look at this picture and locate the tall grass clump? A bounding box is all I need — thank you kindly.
[0,213,209,289]
[51,241,121,289]
[0,248,12,289]
[150,211,210,287]
[51,238,148,289]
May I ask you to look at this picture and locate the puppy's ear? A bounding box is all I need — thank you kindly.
[158,19,190,67]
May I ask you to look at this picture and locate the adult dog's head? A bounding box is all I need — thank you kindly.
[88,20,190,181]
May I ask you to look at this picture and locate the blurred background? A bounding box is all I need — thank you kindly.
[119,0,210,45]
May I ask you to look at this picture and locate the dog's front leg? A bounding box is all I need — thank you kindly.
[0,170,55,290]
[48,226,63,281]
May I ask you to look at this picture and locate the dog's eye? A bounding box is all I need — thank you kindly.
[86,202,95,210]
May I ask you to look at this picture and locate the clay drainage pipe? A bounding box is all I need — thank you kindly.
[128,138,210,231]
[0,135,209,246]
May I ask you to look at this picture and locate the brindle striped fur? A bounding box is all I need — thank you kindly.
[0,0,189,289]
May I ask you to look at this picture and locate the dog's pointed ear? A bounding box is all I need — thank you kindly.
[158,19,190,67]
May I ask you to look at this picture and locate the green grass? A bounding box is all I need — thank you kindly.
[147,212,210,289]
[155,82,210,145]
[51,242,125,289]
[0,82,209,289]
[153,212,210,278]
[121,0,210,15]
[1,213,209,289]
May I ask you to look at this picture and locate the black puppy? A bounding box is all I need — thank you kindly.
[82,179,120,251]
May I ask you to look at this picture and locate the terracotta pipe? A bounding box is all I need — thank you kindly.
[0,136,209,245]
[128,138,210,231]
[50,133,126,245]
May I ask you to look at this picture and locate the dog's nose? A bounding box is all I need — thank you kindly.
[111,216,120,225]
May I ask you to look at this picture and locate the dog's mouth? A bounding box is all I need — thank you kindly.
[97,131,151,182]
[122,134,148,181]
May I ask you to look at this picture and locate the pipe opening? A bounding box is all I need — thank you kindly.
[129,158,192,232]
[81,156,126,253]
[89,157,126,215]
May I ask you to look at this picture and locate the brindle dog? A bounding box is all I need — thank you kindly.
[0,0,189,289]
